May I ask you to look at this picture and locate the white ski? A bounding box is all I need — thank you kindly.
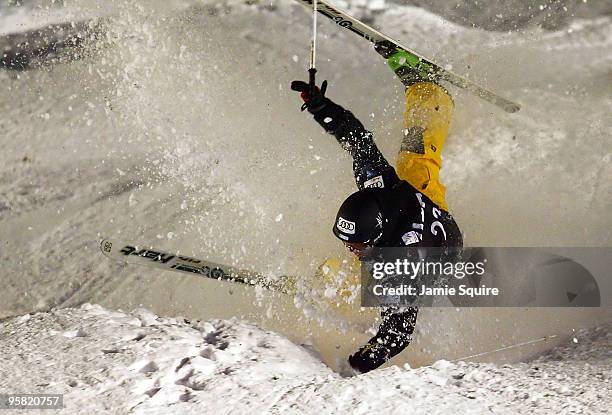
[100,239,293,293]
[294,0,521,113]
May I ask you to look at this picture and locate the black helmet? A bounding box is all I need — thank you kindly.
[333,188,389,244]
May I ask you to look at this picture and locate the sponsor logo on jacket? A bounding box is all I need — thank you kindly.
[402,231,420,245]
[364,175,384,188]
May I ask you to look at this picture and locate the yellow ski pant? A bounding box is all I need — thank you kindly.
[395,82,454,212]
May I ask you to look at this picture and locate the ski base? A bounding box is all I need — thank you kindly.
[100,239,294,294]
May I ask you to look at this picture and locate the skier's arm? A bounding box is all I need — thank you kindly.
[312,99,400,189]
[291,80,399,189]
[349,307,418,373]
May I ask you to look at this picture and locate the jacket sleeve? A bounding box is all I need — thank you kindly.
[311,98,400,190]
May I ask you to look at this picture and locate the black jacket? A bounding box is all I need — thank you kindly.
[311,98,463,251]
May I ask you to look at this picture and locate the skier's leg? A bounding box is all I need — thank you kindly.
[396,82,454,211]
[375,43,455,211]
[349,307,418,373]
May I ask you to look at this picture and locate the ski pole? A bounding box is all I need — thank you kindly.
[308,0,318,94]
[300,0,326,112]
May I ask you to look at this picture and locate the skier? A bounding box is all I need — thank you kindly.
[291,42,463,374]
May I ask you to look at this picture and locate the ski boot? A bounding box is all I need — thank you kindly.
[374,40,441,87]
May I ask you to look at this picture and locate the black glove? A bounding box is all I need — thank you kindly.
[348,308,417,374]
[290,80,328,113]
[348,345,385,374]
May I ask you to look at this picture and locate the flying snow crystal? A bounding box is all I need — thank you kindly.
[324,287,337,298]
[292,55,299,63]
[369,0,386,11]
[275,213,283,222]
[167,232,175,239]
[128,193,138,207]
[62,328,87,338]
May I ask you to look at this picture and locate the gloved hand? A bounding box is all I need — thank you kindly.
[349,347,385,374]
[290,79,328,113]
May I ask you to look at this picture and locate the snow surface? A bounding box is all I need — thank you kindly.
[0,304,609,414]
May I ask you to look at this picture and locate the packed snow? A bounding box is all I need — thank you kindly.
[0,304,609,414]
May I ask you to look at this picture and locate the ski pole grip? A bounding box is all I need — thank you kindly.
[308,67,317,88]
